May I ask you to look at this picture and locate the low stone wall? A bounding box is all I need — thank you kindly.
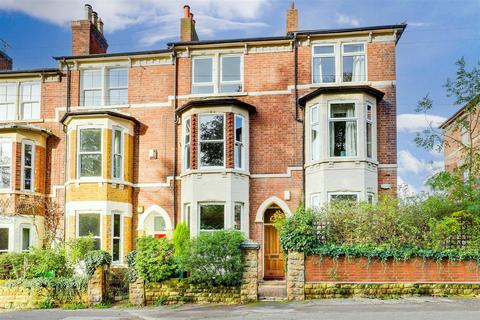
[305,256,480,282]
[0,282,49,309]
[145,279,240,305]
[305,283,480,299]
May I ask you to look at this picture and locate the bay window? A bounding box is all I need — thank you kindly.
[0,82,41,120]
[312,45,336,83]
[199,203,224,232]
[112,212,122,262]
[234,115,244,169]
[112,128,123,179]
[20,83,40,120]
[81,68,129,106]
[78,128,102,178]
[0,139,11,188]
[367,193,375,204]
[310,105,320,160]
[21,226,31,251]
[184,117,191,170]
[342,43,366,82]
[21,140,35,191]
[0,227,8,253]
[310,193,321,209]
[199,114,224,168]
[234,203,243,231]
[78,213,101,250]
[192,54,243,94]
[366,104,373,158]
[329,103,357,157]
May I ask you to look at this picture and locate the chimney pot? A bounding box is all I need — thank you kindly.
[184,5,191,18]
[92,11,98,25]
[84,4,92,20]
[98,18,104,34]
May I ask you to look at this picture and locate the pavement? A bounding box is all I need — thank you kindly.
[2,297,480,319]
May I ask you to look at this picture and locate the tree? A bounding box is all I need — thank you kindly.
[415,58,479,201]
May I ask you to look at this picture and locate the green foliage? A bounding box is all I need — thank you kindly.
[37,296,55,309]
[182,230,245,287]
[66,236,95,266]
[62,302,87,310]
[275,206,319,254]
[0,252,28,279]
[135,236,177,282]
[94,302,112,309]
[84,250,112,277]
[155,296,168,306]
[125,250,138,283]
[173,223,191,271]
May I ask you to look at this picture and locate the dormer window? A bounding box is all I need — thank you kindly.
[192,54,243,95]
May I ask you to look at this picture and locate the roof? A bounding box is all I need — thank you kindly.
[439,95,480,129]
[0,50,12,63]
[0,124,52,135]
[0,68,59,75]
[54,49,171,61]
[298,85,385,107]
[60,110,140,125]
[176,98,257,115]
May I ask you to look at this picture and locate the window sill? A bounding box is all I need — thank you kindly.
[0,119,44,124]
[306,158,379,167]
[185,92,247,99]
[307,81,369,89]
[180,168,250,177]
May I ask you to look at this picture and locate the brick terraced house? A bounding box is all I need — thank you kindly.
[0,4,405,280]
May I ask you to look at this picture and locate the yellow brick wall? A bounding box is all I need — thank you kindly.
[102,215,112,252]
[123,216,133,259]
[66,183,133,202]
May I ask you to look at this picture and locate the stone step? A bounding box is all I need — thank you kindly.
[258,281,287,300]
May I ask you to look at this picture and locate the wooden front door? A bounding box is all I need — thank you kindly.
[264,222,285,279]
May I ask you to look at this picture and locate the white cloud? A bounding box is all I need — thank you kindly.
[397,175,418,197]
[335,13,361,27]
[397,113,447,133]
[398,150,443,175]
[0,0,270,44]
[409,21,430,27]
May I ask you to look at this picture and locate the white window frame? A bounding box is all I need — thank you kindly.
[21,140,35,192]
[0,82,16,121]
[366,102,374,160]
[0,81,41,121]
[111,211,123,263]
[328,192,360,203]
[20,82,41,120]
[76,212,102,250]
[198,113,226,169]
[183,117,191,170]
[219,54,243,93]
[0,138,12,190]
[341,42,367,83]
[234,114,245,170]
[107,68,129,106]
[234,202,243,232]
[0,225,11,253]
[80,68,129,107]
[310,104,320,161]
[183,203,191,228]
[112,126,124,181]
[191,54,244,95]
[77,126,103,179]
[20,224,33,251]
[310,193,321,209]
[198,202,226,232]
[312,44,336,84]
[367,192,376,204]
[328,101,359,159]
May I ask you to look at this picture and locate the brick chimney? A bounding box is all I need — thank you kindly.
[180,5,199,42]
[0,50,12,71]
[286,2,298,33]
[71,4,108,56]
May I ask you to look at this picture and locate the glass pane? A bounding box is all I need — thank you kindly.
[367,122,372,158]
[114,130,121,154]
[184,145,190,169]
[192,84,214,94]
[109,69,128,88]
[0,141,11,166]
[331,194,358,202]
[219,83,242,93]
[83,90,102,106]
[22,102,40,120]
[311,195,320,208]
[80,154,102,177]
[330,121,357,157]
[82,70,102,89]
[80,129,101,152]
[200,142,224,167]
[78,214,100,237]
[234,204,242,230]
[112,239,120,261]
[0,104,16,120]
[0,228,8,251]
[113,155,121,178]
[313,57,335,83]
[235,144,242,169]
[113,214,121,237]
[22,228,30,250]
[0,167,10,188]
[221,56,241,82]
[193,58,213,83]
[200,205,224,230]
[154,216,166,232]
[310,106,318,124]
[24,168,32,190]
[200,115,224,140]
[344,44,364,53]
[331,103,355,118]
[367,105,372,120]
[314,45,334,55]
[109,88,128,105]
[235,116,243,142]
[24,144,32,167]
[184,119,190,143]
[311,124,319,160]
[342,55,365,82]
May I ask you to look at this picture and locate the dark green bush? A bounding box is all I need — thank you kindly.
[173,222,190,272]
[84,250,112,277]
[0,252,27,279]
[125,250,138,283]
[182,229,244,287]
[275,206,319,254]
[135,236,177,282]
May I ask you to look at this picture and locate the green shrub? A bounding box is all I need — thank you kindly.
[84,250,112,277]
[183,230,244,287]
[275,206,319,254]
[135,237,177,282]
[0,252,27,279]
[173,223,190,271]
[125,250,138,283]
[26,247,70,278]
[66,236,95,266]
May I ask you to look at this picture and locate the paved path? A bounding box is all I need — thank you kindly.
[2,297,480,319]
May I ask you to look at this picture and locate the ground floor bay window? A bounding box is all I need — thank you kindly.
[329,103,357,157]
[199,204,225,232]
[78,213,101,250]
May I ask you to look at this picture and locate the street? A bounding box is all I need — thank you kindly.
[2,297,480,320]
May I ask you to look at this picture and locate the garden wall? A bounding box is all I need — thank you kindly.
[0,281,49,309]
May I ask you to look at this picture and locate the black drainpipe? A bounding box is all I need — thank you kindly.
[62,58,71,242]
[172,47,178,227]
[292,33,306,207]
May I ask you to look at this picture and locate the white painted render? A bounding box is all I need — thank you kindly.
[0,214,44,252]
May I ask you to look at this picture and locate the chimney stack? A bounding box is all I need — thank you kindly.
[0,50,12,71]
[180,5,199,42]
[71,4,108,56]
[286,2,298,33]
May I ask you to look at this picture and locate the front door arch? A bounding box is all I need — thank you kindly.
[263,206,285,280]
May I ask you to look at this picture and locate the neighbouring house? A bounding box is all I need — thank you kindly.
[0,4,405,280]
[440,98,480,177]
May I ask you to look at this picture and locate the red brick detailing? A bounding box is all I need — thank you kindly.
[378,167,397,197]
[367,42,396,81]
[305,256,480,283]
[226,112,235,169]
[71,20,108,56]
[190,114,198,170]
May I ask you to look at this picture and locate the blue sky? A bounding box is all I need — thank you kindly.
[0,0,479,194]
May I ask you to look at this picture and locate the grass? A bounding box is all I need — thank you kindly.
[62,302,88,310]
